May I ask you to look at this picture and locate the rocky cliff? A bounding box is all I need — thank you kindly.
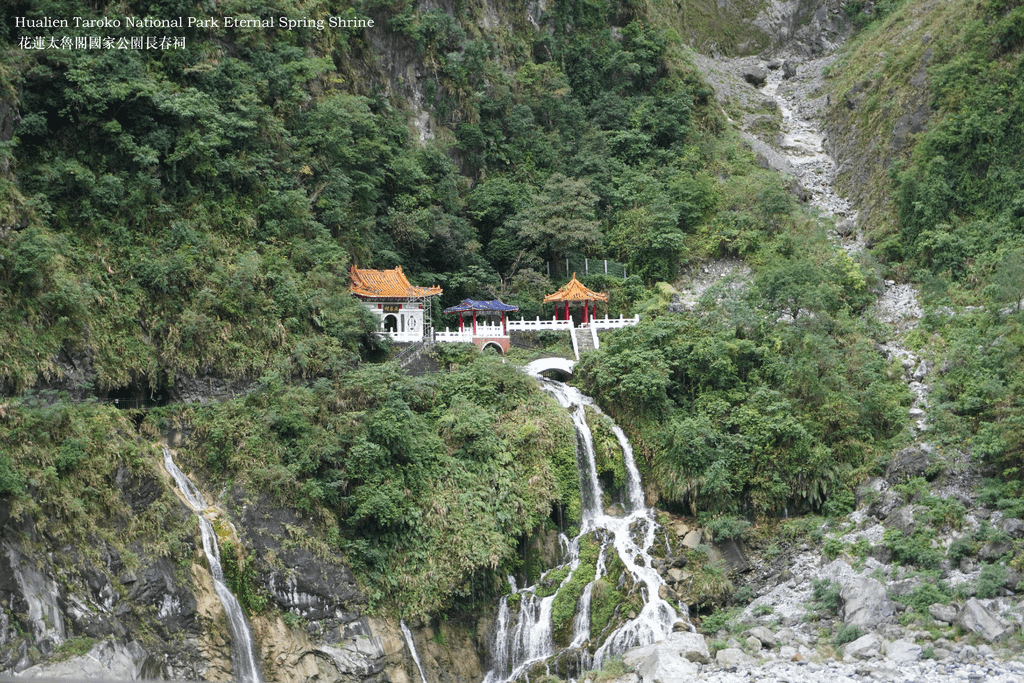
[0,441,490,683]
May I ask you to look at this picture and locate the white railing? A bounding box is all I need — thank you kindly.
[435,315,639,346]
[506,317,574,331]
[588,314,640,330]
[435,323,509,343]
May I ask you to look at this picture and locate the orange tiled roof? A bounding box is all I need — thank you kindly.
[543,274,608,303]
[350,265,442,299]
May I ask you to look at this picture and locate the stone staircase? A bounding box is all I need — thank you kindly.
[572,327,598,356]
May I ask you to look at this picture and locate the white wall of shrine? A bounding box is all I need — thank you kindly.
[366,300,426,342]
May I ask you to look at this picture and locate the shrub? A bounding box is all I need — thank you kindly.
[823,537,845,560]
[899,581,953,613]
[884,528,944,569]
[976,563,1007,599]
[834,624,864,646]
[809,578,842,615]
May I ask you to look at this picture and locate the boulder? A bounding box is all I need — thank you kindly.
[928,603,959,624]
[681,530,702,549]
[866,490,904,520]
[1000,517,1024,539]
[740,65,767,87]
[885,447,931,484]
[979,540,1014,562]
[840,578,896,628]
[843,633,883,660]
[631,649,699,683]
[715,647,755,668]
[957,598,1011,642]
[782,59,798,79]
[712,539,750,573]
[745,636,762,652]
[622,631,711,674]
[884,505,923,536]
[885,639,922,664]
[745,626,776,648]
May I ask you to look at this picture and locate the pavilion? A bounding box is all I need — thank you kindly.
[438,299,520,353]
[543,274,607,325]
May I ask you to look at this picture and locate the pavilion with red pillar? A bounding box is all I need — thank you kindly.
[543,274,607,325]
[441,299,520,353]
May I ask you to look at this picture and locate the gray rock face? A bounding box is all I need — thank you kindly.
[840,577,896,628]
[958,598,1011,642]
[866,490,904,520]
[884,505,922,536]
[17,639,160,680]
[885,446,931,484]
[242,494,364,623]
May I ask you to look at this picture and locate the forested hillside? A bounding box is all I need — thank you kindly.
[2,0,1024,678]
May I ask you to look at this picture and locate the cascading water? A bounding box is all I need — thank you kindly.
[162,447,263,683]
[483,364,690,683]
[401,619,430,683]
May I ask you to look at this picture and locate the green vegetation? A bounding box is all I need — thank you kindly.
[577,235,908,518]
[808,578,842,616]
[826,0,1024,493]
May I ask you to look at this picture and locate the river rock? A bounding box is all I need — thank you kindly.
[840,577,896,628]
[843,633,882,660]
[741,65,767,87]
[929,603,959,624]
[745,626,776,648]
[715,647,755,668]
[681,530,702,549]
[958,598,1011,642]
[885,639,922,664]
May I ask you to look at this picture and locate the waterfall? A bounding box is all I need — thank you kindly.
[162,447,262,683]
[482,365,690,682]
[401,619,430,683]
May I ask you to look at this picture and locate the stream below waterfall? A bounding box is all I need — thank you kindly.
[163,447,263,683]
[482,363,689,683]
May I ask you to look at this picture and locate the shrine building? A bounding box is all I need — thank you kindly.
[349,265,442,342]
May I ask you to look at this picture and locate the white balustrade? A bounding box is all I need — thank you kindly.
[506,316,573,331]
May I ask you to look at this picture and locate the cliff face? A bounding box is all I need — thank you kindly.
[0,450,489,682]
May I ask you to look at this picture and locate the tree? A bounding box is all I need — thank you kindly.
[513,173,603,270]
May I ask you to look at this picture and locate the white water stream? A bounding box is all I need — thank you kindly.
[483,366,689,682]
[401,619,430,683]
[162,447,263,683]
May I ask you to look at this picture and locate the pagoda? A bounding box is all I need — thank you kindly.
[543,274,607,325]
[349,265,442,342]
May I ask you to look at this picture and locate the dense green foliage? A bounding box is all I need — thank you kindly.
[828,0,1024,486]
[167,355,575,615]
[577,232,909,517]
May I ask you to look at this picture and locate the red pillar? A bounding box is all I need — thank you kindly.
[459,314,464,332]
[502,311,507,334]
[564,301,569,321]
[472,310,477,334]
